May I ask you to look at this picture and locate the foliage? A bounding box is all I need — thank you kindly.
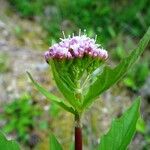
[82,27,150,109]
[49,133,63,150]
[97,97,140,150]
[112,41,149,91]
[28,27,150,115]
[136,117,146,134]
[27,72,77,115]
[136,118,150,149]
[123,61,149,91]
[0,131,20,150]
[0,93,42,143]
[6,1,150,148]
[0,97,142,150]
[9,0,45,17]
[8,0,150,43]
[49,98,140,150]
[50,57,104,113]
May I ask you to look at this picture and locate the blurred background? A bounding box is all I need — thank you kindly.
[0,0,150,149]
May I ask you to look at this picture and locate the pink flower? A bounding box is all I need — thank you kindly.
[45,31,108,61]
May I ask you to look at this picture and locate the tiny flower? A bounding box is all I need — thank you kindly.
[45,31,108,61]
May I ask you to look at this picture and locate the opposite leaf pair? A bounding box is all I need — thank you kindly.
[49,98,140,150]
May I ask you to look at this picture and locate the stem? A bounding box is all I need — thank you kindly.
[75,114,82,150]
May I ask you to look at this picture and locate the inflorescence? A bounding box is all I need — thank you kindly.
[45,30,108,61]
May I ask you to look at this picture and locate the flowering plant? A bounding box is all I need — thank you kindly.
[27,28,150,150]
[0,27,149,150]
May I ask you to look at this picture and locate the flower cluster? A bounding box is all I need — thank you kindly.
[45,32,108,61]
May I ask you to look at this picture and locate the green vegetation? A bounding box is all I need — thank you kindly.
[123,61,149,91]
[98,98,140,150]
[9,0,150,43]
[9,0,44,17]
[0,97,140,150]
[27,27,150,149]
[136,118,150,149]
[8,0,150,93]
[0,131,20,150]
[2,0,150,149]
[0,94,43,144]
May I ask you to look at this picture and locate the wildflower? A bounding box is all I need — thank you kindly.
[44,31,108,61]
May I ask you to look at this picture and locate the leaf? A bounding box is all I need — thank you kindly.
[0,131,20,150]
[83,27,150,109]
[136,117,146,134]
[49,133,63,150]
[27,72,76,114]
[97,97,140,150]
[50,60,80,110]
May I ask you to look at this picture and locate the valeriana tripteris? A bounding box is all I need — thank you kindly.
[44,30,109,150]
[27,27,150,150]
[44,31,108,113]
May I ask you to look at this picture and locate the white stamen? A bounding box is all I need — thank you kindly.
[45,32,108,60]
[62,31,66,38]
[84,29,86,35]
[95,35,97,42]
[79,29,81,36]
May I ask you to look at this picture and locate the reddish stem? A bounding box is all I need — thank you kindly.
[75,115,82,150]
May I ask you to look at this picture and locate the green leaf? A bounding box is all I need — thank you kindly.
[27,72,76,114]
[50,57,104,113]
[0,131,20,150]
[50,60,80,110]
[83,27,150,109]
[136,117,146,134]
[123,77,136,90]
[97,97,140,150]
[49,133,63,150]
